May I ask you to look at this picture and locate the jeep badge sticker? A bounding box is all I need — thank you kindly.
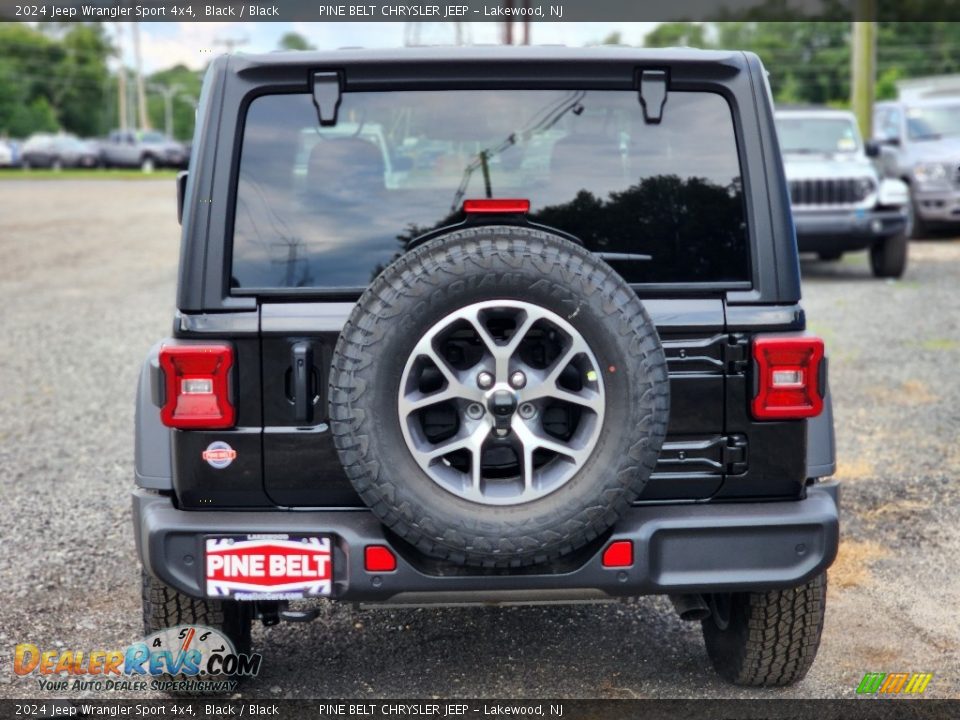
[202,441,237,470]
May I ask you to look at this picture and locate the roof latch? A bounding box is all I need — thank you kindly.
[312,71,342,127]
[638,69,668,124]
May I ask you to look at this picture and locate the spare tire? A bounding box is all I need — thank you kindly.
[329,225,669,567]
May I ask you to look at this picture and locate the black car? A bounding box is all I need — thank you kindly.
[134,47,838,688]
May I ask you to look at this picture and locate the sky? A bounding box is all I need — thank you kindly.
[128,22,661,73]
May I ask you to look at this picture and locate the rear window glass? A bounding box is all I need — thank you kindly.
[231,89,749,290]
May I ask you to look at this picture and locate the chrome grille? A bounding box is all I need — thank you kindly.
[789,177,874,207]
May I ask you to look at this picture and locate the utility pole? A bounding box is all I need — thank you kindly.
[114,23,127,131]
[522,0,531,45]
[149,83,183,138]
[851,1,877,140]
[131,22,150,130]
[215,35,250,54]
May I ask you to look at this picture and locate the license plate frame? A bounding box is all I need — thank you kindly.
[204,534,333,600]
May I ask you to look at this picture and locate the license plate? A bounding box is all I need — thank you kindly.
[205,535,332,600]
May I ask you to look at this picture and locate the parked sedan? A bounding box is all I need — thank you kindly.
[21,134,101,170]
[0,140,14,167]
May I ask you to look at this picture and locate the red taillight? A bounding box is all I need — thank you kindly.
[601,540,633,568]
[364,545,397,572]
[463,198,530,215]
[158,344,235,429]
[751,336,824,420]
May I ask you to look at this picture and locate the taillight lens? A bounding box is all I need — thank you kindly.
[751,336,824,420]
[158,344,235,429]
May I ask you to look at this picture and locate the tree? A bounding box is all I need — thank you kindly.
[278,32,315,51]
[641,16,960,108]
[146,64,203,140]
[644,22,707,48]
[0,22,112,137]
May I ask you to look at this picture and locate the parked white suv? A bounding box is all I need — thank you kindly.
[776,108,910,278]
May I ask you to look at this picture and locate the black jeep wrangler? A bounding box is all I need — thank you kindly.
[134,47,839,687]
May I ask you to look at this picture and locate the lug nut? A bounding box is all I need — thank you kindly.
[466,403,485,420]
[509,370,527,389]
[477,371,494,390]
[518,403,536,419]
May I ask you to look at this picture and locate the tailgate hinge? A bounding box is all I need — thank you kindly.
[637,69,669,124]
[723,334,750,373]
[723,435,748,475]
[312,71,343,127]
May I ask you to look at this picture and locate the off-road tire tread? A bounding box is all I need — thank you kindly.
[329,226,669,567]
[141,569,251,654]
[702,573,827,687]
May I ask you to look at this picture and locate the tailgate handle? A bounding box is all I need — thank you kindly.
[291,342,314,424]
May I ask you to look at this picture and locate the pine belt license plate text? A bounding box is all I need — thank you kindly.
[205,535,333,600]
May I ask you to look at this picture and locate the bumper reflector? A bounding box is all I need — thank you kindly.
[364,545,397,572]
[601,540,633,568]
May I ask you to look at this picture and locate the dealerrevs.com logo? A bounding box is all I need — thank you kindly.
[14,625,262,694]
[856,672,933,695]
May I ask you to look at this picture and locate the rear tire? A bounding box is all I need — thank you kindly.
[907,191,930,239]
[870,233,908,278]
[701,573,827,687]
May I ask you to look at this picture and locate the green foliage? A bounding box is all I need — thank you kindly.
[0,23,112,138]
[643,22,707,48]
[146,64,203,140]
[278,32,316,51]
[643,20,960,107]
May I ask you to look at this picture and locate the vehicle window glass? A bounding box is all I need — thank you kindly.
[776,117,860,154]
[905,104,960,140]
[879,108,901,141]
[231,90,749,290]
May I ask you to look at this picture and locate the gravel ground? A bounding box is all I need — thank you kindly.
[0,180,957,701]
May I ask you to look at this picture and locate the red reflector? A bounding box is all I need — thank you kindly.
[463,198,530,215]
[752,336,824,420]
[159,344,235,429]
[601,540,633,568]
[364,545,397,572]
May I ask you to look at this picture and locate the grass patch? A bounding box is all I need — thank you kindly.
[920,338,959,352]
[0,168,178,181]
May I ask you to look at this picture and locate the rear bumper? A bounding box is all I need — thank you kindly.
[133,483,839,604]
[793,207,907,252]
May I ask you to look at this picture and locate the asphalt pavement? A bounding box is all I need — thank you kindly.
[0,180,957,701]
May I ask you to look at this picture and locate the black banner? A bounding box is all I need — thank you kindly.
[3,699,959,720]
[1,0,959,22]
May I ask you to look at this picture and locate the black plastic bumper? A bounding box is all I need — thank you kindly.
[794,208,907,252]
[133,483,839,604]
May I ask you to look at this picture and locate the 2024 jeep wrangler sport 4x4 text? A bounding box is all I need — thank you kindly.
[134,47,839,688]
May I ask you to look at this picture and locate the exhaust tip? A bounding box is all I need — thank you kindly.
[669,594,711,622]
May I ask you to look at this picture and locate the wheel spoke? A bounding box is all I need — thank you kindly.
[401,341,481,417]
[512,418,590,466]
[465,307,539,380]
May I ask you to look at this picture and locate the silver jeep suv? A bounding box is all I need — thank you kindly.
[776,108,910,278]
